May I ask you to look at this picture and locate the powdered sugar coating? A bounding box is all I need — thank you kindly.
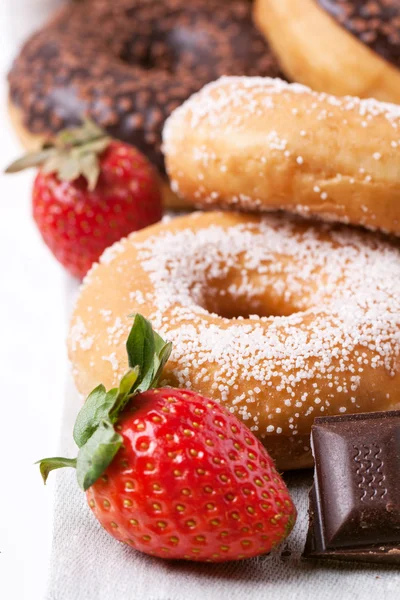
[70,317,93,351]
[72,213,400,465]
[164,76,400,137]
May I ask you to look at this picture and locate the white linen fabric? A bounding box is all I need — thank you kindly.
[46,377,399,600]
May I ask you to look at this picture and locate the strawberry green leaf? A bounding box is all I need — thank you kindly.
[4,118,110,189]
[76,421,122,491]
[56,118,105,146]
[118,367,141,397]
[79,152,100,192]
[73,384,115,448]
[78,137,111,156]
[126,314,156,391]
[37,457,77,484]
[55,155,82,182]
[109,367,140,418]
[153,341,173,387]
[73,368,139,448]
[153,330,168,355]
[5,148,57,173]
[152,330,171,377]
[126,313,172,392]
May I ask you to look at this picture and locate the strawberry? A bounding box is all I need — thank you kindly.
[6,120,162,279]
[39,315,296,562]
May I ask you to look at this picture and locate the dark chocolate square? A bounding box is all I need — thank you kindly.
[303,411,400,564]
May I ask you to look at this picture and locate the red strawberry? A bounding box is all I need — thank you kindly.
[39,315,296,562]
[86,387,296,561]
[6,120,162,279]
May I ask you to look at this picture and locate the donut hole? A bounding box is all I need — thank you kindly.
[202,298,291,320]
[119,28,218,76]
[199,277,300,320]
[119,35,176,72]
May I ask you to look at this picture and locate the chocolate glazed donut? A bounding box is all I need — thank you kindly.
[318,0,400,67]
[8,0,281,207]
[254,0,400,103]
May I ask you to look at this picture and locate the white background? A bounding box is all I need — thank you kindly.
[0,3,68,599]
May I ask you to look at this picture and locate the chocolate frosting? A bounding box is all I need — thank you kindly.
[8,0,281,174]
[318,0,400,68]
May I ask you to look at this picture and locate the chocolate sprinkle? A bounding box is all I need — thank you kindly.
[8,0,281,174]
[318,0,400,67]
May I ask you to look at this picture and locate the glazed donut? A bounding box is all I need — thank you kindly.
[254,0,400,103]
[69,211,400,470]
[8,0,281,209]
[163,76,400,235]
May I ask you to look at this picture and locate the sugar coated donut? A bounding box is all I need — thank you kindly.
[163,76,400,235]
[8,0,280,208]
[69,212,400,470]
[254,0,400,104]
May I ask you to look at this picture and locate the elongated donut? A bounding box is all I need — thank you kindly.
[163,76,400,235]
[69,212,400,470]
[254,0,400,104]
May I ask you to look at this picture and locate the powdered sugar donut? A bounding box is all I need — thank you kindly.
[163,77,400,235]
[69,211,400,470]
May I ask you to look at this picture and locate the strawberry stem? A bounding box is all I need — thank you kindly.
[5,119,111,191]
[37,314,172,491]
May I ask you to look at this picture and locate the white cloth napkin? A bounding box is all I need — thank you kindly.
[46,377,400,600]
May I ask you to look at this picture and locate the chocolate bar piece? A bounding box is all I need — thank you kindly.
[303,411,400,564]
